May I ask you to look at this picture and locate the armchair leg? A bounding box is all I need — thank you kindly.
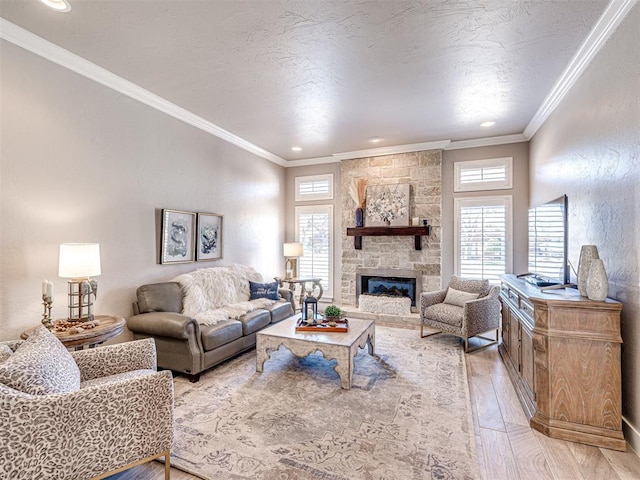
[164,449,171,480]
[465,329,499,353]
[420,324,442,338]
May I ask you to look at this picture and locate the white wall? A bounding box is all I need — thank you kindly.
[0,41,286,341]
[529,5,640,451]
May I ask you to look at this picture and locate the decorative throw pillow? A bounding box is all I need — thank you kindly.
[249,281,279,301]
[0,344,13,363]
[0,326,81,395]
[443,287,480,308]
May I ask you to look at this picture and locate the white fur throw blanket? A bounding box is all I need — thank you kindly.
[173,264,277,325]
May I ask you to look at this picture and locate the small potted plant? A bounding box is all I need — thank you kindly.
[324,305,342,326]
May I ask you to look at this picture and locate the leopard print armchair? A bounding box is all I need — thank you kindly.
[0,336,174,480]
[420,276,501,352]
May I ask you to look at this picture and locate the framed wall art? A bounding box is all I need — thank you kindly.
[365,183,410,227]
[160,209,196,264]
[196,212,223,261]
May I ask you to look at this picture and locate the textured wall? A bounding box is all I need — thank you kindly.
[340,151,442,306]
[0,42,286,341]
[529,6,640,447]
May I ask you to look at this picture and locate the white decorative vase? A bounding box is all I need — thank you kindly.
[586,258,608,301]
[577,245,599,296]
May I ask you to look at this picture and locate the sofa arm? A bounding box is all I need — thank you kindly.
[279,288,295,308]
[0,370,174,479]
[127,311,200,340]
[71,338,157,382]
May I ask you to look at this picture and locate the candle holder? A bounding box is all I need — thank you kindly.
[41,294,53,329]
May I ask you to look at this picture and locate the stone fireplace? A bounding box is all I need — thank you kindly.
[356,268,421,312]
[340,150,442,315]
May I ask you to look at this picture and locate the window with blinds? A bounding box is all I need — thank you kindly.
[295,205,333,297]
[295,174,334,201]
[454,157,512,192]
[455,196,512,284]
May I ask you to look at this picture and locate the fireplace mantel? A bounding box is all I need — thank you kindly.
[346,226,431,250]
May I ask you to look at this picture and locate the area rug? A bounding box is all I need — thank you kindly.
[170,326,479,480]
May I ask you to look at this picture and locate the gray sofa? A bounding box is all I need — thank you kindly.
[127,271,294,381]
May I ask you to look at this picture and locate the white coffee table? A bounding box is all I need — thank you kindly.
[256,316,375,389]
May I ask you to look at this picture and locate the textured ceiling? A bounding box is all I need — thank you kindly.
[0,0,609,161]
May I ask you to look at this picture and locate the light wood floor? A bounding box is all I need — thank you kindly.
[109,337,640,480]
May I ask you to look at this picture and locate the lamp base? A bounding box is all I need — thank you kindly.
[67,278,97,322]
[285,258,298,279]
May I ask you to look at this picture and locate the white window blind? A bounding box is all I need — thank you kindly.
[295,174,334,201]
[295,205,333,297]
[454,157,513,192]
[455,196,512,284]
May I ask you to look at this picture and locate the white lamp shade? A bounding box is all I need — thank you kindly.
[283,242,304,257]
[58,243,101,278]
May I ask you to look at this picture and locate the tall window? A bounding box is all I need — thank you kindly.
[295,205,333,298]
[455,196,512,283]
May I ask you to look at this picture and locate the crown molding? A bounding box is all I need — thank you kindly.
[523,0,636,139]
[0,18,287,167]
[445,134,528,150]
[329,140,452,161]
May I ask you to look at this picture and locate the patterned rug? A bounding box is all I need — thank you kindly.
[170,326,479,480]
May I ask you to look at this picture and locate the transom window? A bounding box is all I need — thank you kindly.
[295,174,334,201]
[454,157,513,192]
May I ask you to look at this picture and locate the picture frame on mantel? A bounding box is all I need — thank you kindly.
[160,209,196,264]
[365,183,410,227]
[196,212,223,261]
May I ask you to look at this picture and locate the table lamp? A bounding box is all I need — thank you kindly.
[283,242,303,279]
[58,243,101,322]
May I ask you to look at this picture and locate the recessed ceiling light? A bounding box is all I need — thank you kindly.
[39,0,71,12]
[291,146,302,152]
[368,136,382,143]
[480,121,495,127]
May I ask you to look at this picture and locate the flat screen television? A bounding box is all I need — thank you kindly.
[526,195,569,287]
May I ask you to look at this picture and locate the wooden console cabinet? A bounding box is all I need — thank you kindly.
[499,274,625,451]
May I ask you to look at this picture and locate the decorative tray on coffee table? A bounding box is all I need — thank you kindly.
[295,317,349,332]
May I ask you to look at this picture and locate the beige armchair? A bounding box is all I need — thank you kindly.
[420,276,500,352]
[0,330,173,480]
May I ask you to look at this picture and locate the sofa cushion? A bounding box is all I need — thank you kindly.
[448,276,491,297]
[443,287,479,307]
[80,369,156,389]
[239,309,271,335]
[0,326,81,395]
[423,303,465,328]
[200,320,243,351]
[249,281,279,300]
[137,282,183,313]
[267,301,294,323]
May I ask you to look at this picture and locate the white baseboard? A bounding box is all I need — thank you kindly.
[623,416,640,455]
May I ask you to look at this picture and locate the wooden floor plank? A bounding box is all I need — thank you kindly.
[471,375,506,432]
[568,442,622,480]
[533,430,586,480]
[491,373,529,427]
[600,448,640,480]
[480,427,520,480]
[506,422,554,480]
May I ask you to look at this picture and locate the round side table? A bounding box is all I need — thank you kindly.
[21,315,126,350]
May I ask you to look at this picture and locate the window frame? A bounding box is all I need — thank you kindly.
[454,195,513,283]
[454,157,513,192]
[294,204,334,299]
[294,174,334,202]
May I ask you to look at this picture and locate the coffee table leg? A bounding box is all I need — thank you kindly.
[368,329,375,355]
[256,336,266,372]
